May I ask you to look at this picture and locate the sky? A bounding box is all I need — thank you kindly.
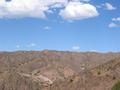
[0,0,120,52]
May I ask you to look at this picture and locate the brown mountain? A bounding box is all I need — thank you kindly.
[0,50,120,90]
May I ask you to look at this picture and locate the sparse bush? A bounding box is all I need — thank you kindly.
[70,79,73,83]
[97,71,101,75]
[112,76,116,80]
[112,80,120,90]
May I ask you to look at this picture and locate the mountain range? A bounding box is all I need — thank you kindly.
[0,50,120,90]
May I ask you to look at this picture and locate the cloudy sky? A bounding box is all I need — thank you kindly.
[0,0,120,52]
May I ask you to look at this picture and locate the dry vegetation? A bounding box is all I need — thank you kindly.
[0,50,120,90]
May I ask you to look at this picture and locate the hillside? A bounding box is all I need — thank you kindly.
[0,50,120,90]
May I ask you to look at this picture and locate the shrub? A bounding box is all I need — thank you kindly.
[97,71,101,75]
[112,80,120,90]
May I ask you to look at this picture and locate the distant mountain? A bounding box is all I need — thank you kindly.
[0,50,120,90]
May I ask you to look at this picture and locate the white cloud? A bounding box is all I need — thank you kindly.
[72,45,80,51]
[27,43,37,47]
[104,3,116,10]
[80,0,90,2]
[0,0,98,21]
[72,0,90,2]
[112,17,120,21]
[96,5,102,8]
[109,17,120,28]
[59,1,99,20]
[0,0,68,18]
[43,26,51,30]
[108,22,119,28]
[16,45,20,48]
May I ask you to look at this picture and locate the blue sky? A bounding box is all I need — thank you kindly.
[0,0,120,52]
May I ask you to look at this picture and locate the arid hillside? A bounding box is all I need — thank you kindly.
[0,50,120,90]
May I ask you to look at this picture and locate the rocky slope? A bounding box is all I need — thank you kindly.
[0,50,120,90]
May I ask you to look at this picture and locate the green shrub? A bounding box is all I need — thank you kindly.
[112,80,120,90]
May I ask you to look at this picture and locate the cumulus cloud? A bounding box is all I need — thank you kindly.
[72,45,80,51]
[59,2,99,20]
[108,17,120,28]
[0,0,67,18]
[104,3,116,10]
[80,0,90,2]
[27,43,37,47]
[43,26,51,30]
[112,17,120,21]
[108,22,119,28]
[16,45,20,48]
[0,0,98,20]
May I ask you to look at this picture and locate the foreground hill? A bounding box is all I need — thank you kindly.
[0,50,120,90]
